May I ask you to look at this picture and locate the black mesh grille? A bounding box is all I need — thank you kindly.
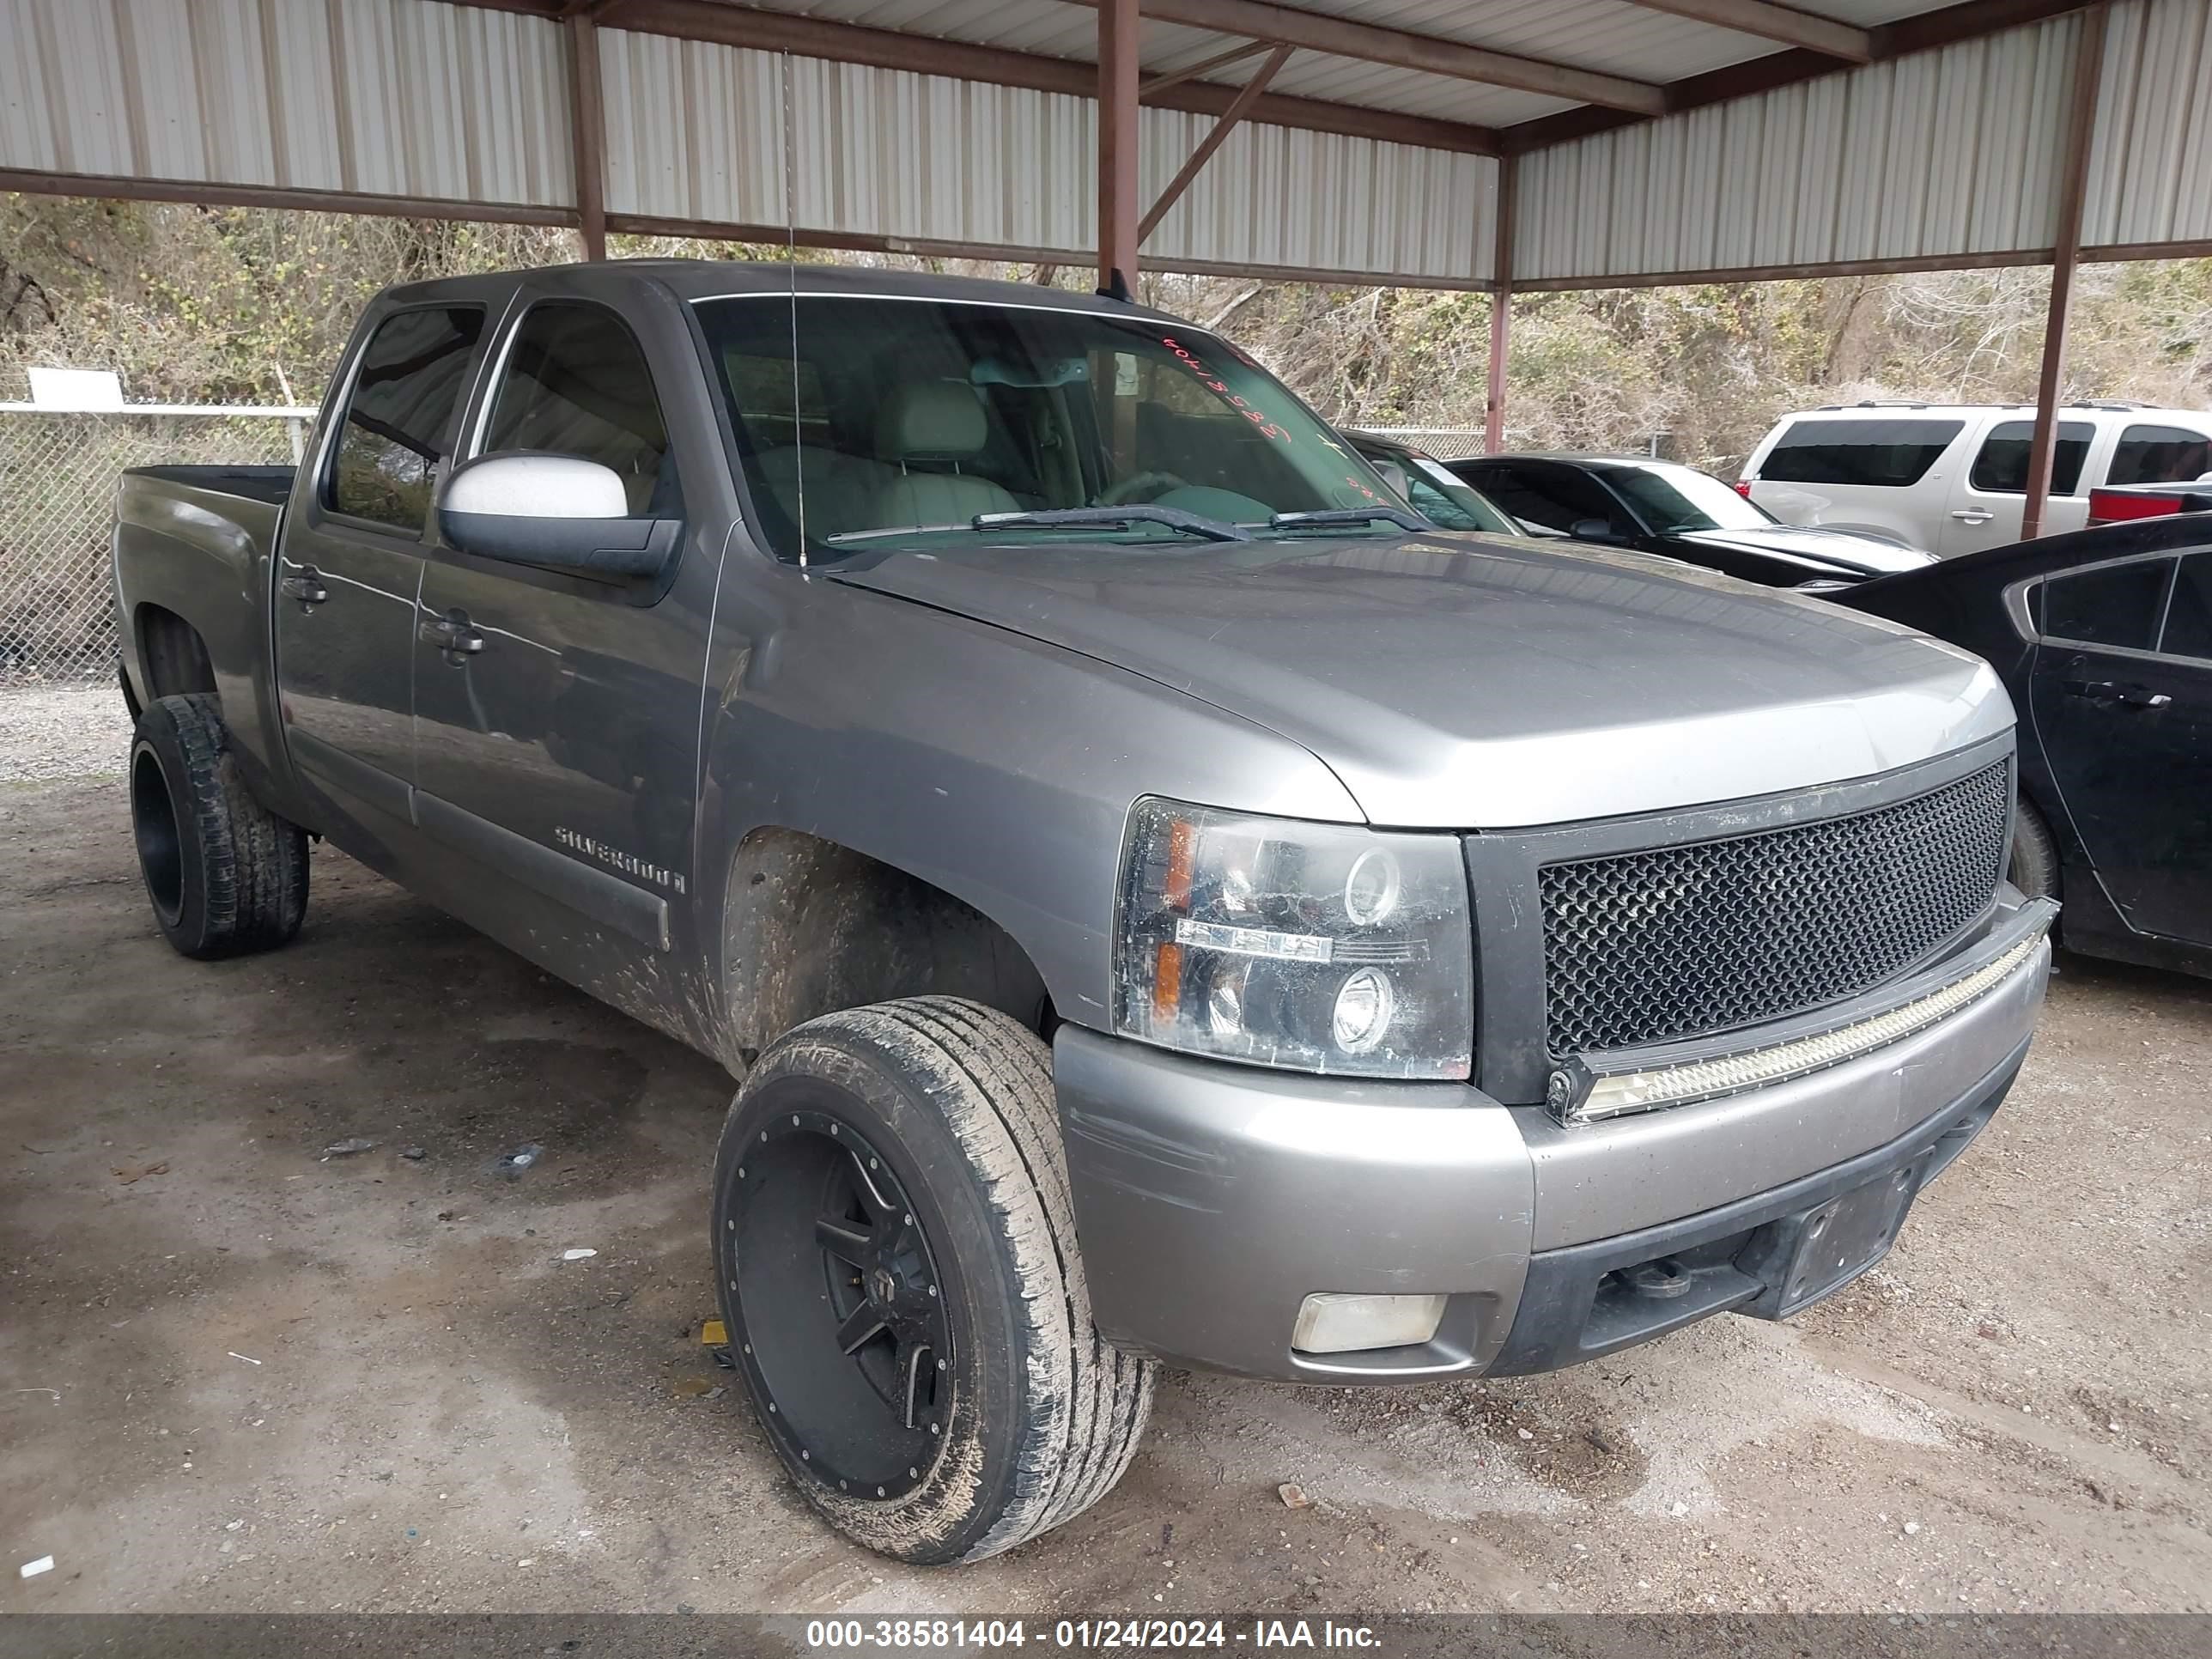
[1540,763,2011,1055]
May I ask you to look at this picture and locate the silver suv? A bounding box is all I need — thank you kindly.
[1743,401,2212,554]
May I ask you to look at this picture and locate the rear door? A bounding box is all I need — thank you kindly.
[1938,418,2094,555]
[275,303,486,857]
[407,292,716,1001]
[2028,549,2212,945]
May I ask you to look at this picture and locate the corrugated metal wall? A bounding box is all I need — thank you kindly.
[2083,0,2212,248]
[1516,11,2085,283]
[599,27,1494,282]
[0,0,574,205]
[3,0,2206,289]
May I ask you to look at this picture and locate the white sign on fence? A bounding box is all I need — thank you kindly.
[27,368,126,412]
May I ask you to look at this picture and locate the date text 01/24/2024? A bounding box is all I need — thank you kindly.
[805,1620,1382,1650]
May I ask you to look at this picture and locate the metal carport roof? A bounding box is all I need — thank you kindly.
[2,0,2208,526]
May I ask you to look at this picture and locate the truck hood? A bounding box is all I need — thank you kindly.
[829,532,2010,829]
[1670,525,1935,576]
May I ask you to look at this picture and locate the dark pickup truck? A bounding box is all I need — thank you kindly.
[112,259,2052,1563]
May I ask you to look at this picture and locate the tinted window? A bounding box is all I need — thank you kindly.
[1466,464,1629,537]
[326,307,485,532]
[483,304,677,515]
[2039,558,2172,650]
[1759,417,1965,488]
[2161,550,2212,661]
[2107,423,2212,488]
[1968,420,2093,495]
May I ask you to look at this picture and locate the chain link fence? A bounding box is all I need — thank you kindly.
[0,407,310,684]
[1358,427,1486,459]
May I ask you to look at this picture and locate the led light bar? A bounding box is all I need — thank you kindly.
[1551,927,2049,1125]
[1172,917,1333,963]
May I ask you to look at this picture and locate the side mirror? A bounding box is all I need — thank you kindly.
[1570,517,1623,544]
[439,453,680,579]
[1370,459,1411,500]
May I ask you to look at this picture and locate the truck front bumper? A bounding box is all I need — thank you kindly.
[1054,907,2051,1384]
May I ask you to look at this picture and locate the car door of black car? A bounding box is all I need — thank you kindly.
[2029,549,2212,946]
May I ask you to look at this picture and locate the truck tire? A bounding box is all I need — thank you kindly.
[2008,796,2060,902]
[129,693,309,959]
[712,996,1153,1564]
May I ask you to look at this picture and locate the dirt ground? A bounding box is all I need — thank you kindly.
[3,757,2209,1617]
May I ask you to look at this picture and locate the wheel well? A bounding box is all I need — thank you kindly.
[719,830,1050,1066]
[137,605,217,701]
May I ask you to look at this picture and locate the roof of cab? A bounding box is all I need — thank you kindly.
[378,258,1183,325]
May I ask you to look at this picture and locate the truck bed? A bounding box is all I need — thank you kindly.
[127,463,296,507]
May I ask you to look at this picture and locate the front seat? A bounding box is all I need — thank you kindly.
[867,383,1019,529]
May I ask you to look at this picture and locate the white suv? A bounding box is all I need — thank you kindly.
[1741,402,2212,556]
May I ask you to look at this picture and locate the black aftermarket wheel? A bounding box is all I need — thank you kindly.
[713,998,1154,1564]
[129,693,308,959]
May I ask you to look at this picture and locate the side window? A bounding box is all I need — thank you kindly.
[1759,418,1965,488]
[326,307,486,532]
[1968,420,2093,495]
[2106,423,2212,488]
[1478,466,1627,537]
[2160,550,2212,661]
[483,304,677,515]
[2039,558,2172,651]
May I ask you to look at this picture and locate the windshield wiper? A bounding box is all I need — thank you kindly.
[1267,507,1430,534]
[973,506,1252,543]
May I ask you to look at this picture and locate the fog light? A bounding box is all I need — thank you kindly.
[1291,1291,1448,1355]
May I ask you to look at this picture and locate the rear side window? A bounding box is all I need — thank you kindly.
[1759,418,1965,488]
[1968,420,2092,495]
[326,307,485,532]
[2107,423,2212,488]
[2161,550,2212,661]
[483,303,678,515]
[2039,558,2172,650]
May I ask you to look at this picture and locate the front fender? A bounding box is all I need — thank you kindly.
[691,574,1363,1044]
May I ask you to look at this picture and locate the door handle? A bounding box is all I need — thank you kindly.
[419,613,486,658]
[1949,509,1996,524]
[2064,678,2172,708]
[280,569,328,605]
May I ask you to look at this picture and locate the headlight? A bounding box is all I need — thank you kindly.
[1113,798,1474,1079]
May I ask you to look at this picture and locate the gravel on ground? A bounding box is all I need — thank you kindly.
[1,684,130,784]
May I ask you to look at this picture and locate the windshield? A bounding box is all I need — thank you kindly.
[1352,440,1520,535]
[694,295,1411,558]
[1606,464,1777,533]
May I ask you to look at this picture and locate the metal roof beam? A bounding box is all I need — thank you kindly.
[1065,0,1668,113]
[467,0,1500,152]
[1616,1,1871,63]
[1503,0,2092,151]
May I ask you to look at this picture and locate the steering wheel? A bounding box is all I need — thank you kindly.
[1099,471,1192,507]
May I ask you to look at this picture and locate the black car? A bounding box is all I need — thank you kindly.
[1838,514,2212,978]
[1449,453,1935,589]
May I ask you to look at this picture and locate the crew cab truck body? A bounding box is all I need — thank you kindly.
[113,261,2054,1565]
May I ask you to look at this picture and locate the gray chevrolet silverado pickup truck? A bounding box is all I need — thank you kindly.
[112,260,2054,1564]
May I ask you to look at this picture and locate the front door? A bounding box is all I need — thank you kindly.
[407,296,714,1012]
[2029,548,2212,946]
[1937,418,2094,556]
[274,304,487,860]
